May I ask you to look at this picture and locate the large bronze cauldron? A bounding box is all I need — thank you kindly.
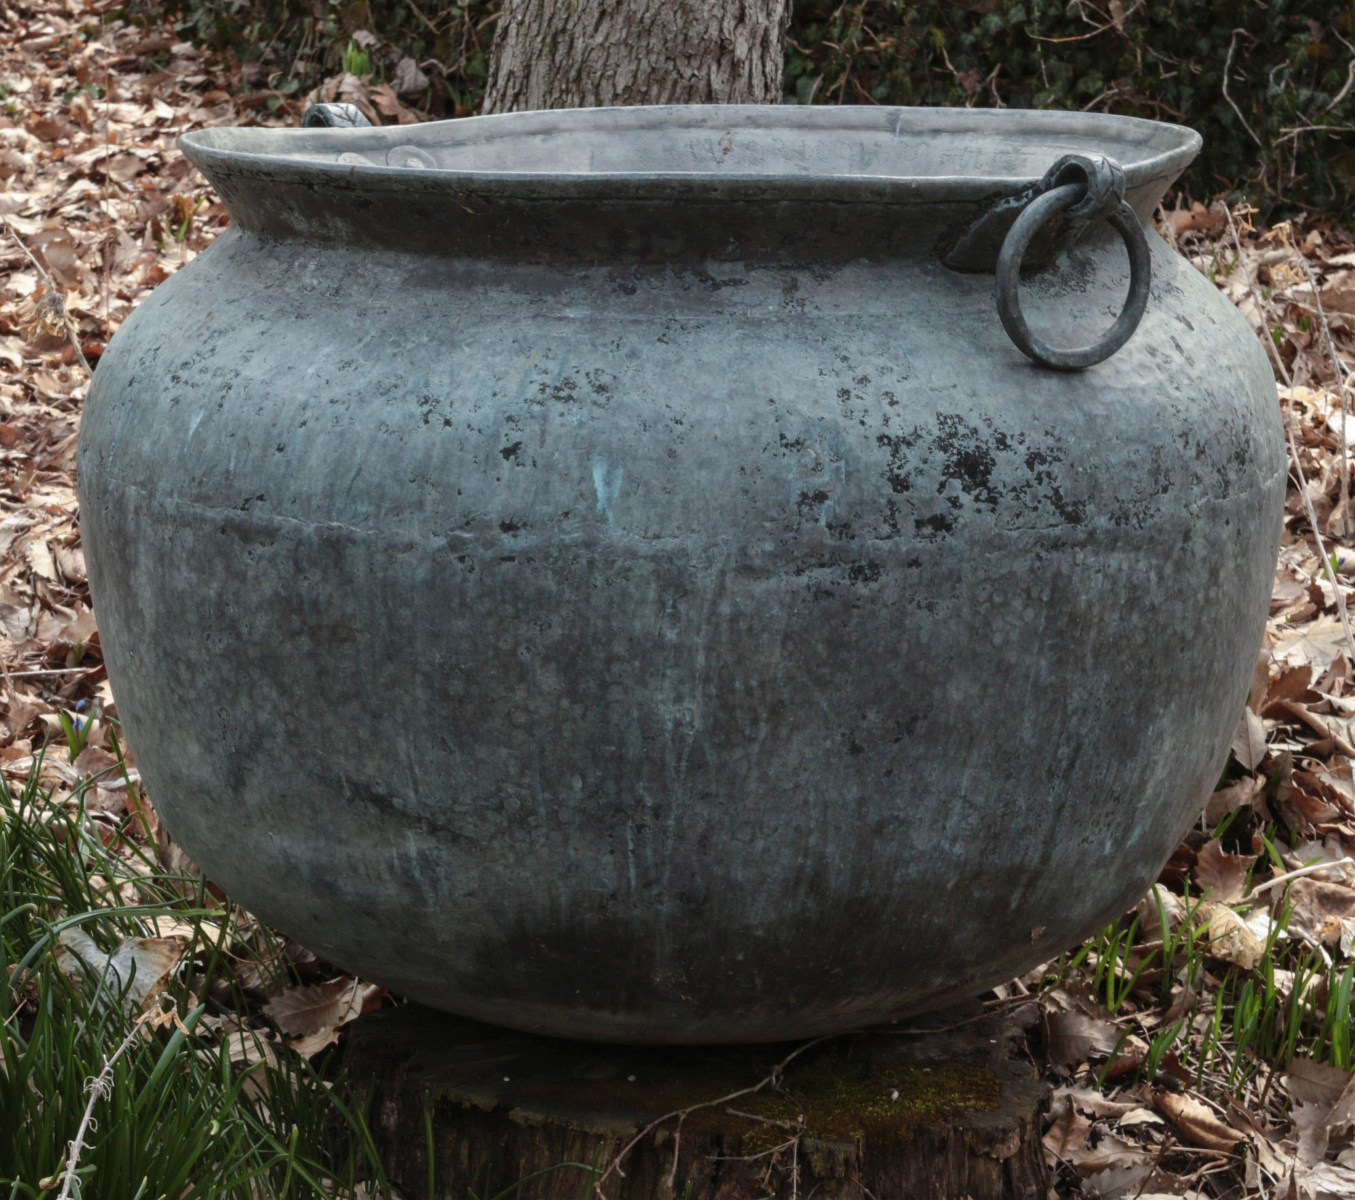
[79,107,1283,1042]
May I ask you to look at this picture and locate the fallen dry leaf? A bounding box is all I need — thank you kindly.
[289,1027,341,1059]
[1292,1100,1339,1169]
[263,976,378,1037]
[1233,707,1269,771]
[72,743,120,783]
[1297,1159,1355,1200]
[1283,1057,1355,1167]
[1205,776,1262,825]
[1152,1088,1243,1153]
[1195,837,1258,903]
[1286,878,1355,947]
[1043,1007,1123,1068]
[1136,883,1187,941]
[1044,1097,1092,1159]
[1197,900,1269,969]
[54,927,184,1012]
[144,915,225,944]
[1267,663,1318,710]
[1067,1134,1151,1176]
[1052,1085,1147,1121]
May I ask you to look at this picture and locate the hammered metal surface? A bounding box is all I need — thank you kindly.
[78,107,1283,1043]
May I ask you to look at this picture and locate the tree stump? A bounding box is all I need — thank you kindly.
[340,1003,1049,1200]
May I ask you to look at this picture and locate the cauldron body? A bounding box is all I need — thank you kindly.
[78,107,1284,1043]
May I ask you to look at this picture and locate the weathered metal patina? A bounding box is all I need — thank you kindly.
[78,106,1284,1043]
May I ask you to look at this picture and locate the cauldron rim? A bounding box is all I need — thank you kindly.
[180,103,1201,206]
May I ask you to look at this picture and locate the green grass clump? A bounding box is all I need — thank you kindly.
[0,746,392,1198]
[1064,858,1355,1098]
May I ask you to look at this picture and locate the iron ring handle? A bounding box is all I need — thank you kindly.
[303,102,373,128]
[994,183,1152,372]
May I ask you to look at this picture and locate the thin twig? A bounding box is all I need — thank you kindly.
[56,1012,150,1200]
[401,0,442,34]
[725,1108,802,1131]
[706,1136,801,1163]
[0,215,93,377]
[1130,1133,1175,1200]
[1223,31,1265,150]
[890,1004,1019,1034]
[1326,55,1355,113]
[1246,857,1355,899]
[1276,123,1355,145]
[665,1118,681,1191]
[4,666,99,679]
[593,1035,831,1200]
[1026,0,1144,44]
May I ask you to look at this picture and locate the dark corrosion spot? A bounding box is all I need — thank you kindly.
[798,489,831,515]
[934,413,998,508]
[876,431,923,494]
[914,512,955,538]
[1048,488,1086,525]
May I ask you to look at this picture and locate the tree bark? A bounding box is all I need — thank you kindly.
[482,0,791,113]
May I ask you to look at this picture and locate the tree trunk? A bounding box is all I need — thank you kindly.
[342,1003,1050,1200]
[482,0,791,113]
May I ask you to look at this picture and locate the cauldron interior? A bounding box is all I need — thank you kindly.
[184,105,1198,185]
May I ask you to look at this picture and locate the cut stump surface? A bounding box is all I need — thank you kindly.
[341,1003,1049,1199]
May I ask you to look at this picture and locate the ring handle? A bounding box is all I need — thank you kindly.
[994,154,1152,372]
[302,102,373,128]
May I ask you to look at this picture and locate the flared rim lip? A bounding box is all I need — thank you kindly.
[180,103,1202,200]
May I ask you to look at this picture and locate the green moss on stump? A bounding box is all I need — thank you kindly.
[505,1049,1001,1153]
[733,1056,1002,1152]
